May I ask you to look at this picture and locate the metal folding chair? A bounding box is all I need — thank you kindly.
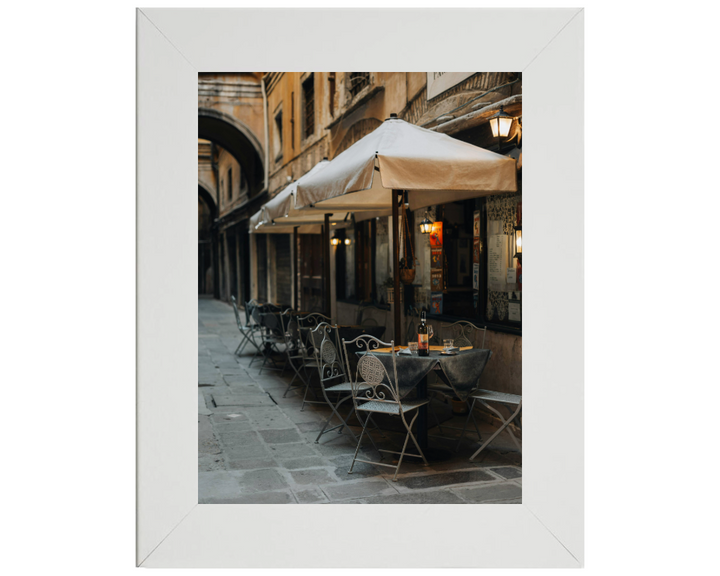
[342,334,429,481]
[231,296,262,357]
[428,320,487,437]
[257,308,287,374]
[308,323,367,443]
[458,390,522,460]
[278,309,318,400]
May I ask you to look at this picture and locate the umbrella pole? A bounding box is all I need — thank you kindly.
[392,189,402,343]
[324,213,331,318]
[293,226,299,310]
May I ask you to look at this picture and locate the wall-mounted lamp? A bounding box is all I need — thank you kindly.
[344,238,351,246]
[488,105,514,153]
[419,211,433,234]
[513,226,522,261]
[330,234,341,246]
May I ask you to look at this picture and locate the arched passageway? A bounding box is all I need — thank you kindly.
[198,185,219,297]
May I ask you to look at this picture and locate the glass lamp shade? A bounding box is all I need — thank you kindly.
[419,215,433,234]
[330,236,341,246]
[489,106,513,138]
[513,226,522,258]
[344,238,351,245]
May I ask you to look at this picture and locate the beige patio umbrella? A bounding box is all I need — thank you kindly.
[295,116,517,341]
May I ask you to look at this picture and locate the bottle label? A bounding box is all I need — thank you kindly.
[418,333,428,350]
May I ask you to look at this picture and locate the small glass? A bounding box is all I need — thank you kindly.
[443,339,454,352]
[407,342,418,355]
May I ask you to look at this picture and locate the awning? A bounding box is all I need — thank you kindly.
[295,117,517,212]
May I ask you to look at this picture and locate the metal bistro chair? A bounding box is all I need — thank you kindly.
[278,309,318,400]
[342,335,429,481]
[231,297,262,357]
[248,302,266,369]
[309,323,368,443]
[428,321,488,439]
[257,308,287,374]
[296,312,331,358]
[459,390,522,461]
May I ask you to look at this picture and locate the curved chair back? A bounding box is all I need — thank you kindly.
[244,299,260,326]
[280,309,301,347]
[442,320,487,349]
[342,335,400,410]
[310,323,345,388]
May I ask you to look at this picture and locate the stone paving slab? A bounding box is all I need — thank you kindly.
[212,393,274,407]
[491,466,522,479]
[258,428,303,444]
[321,479,398,502]
[365,490,466,504]
[394,469,496,491]
[292,488,329,504]
[452,481,522,503]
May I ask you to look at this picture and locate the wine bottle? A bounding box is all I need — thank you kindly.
[418,311,429,356]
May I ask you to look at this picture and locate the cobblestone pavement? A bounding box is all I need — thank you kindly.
[199,297,522,504]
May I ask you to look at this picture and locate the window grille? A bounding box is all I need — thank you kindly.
[349,73,370,97]
[302,75,315,138]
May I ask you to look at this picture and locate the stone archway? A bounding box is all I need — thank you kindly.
[198,108,265,195]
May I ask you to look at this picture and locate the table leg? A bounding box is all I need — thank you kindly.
[417,376,428,451]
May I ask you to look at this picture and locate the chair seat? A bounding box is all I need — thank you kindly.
[325,382,371,393]
[470,389,521,405]
[357,399,429,414]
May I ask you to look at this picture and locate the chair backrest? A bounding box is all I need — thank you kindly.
[442,320,487,349]
[230,296,243,329]
[342,335,400,409]
[262,312,282,337]
[356,304,383,326]
[297,312,331,332]
[310,323,346,388]
[244,299,259,326]
[279,309,300,347]
[250,302,263,327]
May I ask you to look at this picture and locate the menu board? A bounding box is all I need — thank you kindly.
[487,234,509,290]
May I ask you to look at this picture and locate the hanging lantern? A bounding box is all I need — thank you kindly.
[488,105,514,138]
[419,211,433,234]
[344,238,351,245]
[330,233,341,246]
[513,226,522,261]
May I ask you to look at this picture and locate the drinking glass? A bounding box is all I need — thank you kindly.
[443,338,454,352]
[407,342,418,355]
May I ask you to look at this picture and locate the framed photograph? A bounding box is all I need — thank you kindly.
[138,7,583,568]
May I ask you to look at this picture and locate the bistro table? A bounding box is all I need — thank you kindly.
[358,346,493,455]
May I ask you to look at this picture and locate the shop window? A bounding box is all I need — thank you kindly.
[431,193,522,331]
[302,74,315,139]
[348,73,370,98]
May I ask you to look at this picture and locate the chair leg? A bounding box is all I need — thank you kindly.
[469,401,522,461]
[315,394,356,443]
[456,398,477,452]
[404,411,428,467]
[393,411,424,481]
[349,415,370,474]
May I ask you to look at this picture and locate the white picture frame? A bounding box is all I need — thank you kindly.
[137,7,584,568]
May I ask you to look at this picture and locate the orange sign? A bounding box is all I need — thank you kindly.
[429,222,443,247]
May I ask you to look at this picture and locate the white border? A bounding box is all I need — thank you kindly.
[137,7,583,568]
